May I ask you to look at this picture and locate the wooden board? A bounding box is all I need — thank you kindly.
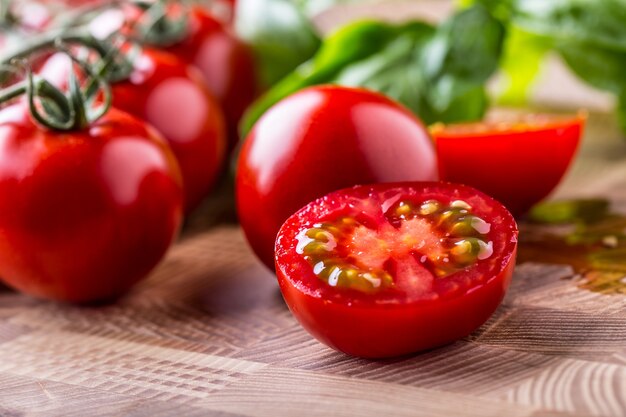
[0,109,625,417]
[2,2,626,415]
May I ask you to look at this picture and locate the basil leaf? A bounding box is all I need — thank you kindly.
[557,41,626,95]
[498,27,552,105]
[333,22,433,117]
[240,5,503,135]
[420,5,504,112]
[235,0,321,88]
[240,20,398,135]
[511,0,626,51]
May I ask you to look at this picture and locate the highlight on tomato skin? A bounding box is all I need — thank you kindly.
[432,112,586,217]
[274,182,518,358]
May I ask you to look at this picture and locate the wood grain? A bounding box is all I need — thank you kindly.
[2,3,626,416]
[1,210,625,417]
[1,108,626,417]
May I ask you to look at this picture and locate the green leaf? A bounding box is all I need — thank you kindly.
[511,0,626,51]
[235,0,321,88]
[332,22,434,117]
[457,0,513,21]
[240,5,504,135]
[239,20,398,135]
[498,27,552,105]
[420,5,503,111]
[557,41,626,95]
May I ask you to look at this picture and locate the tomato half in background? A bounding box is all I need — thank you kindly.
[432,113,586,217]
[236,86,438,270]
[40,49,227,213]
[0,104,183,303]
[275,182,518,358]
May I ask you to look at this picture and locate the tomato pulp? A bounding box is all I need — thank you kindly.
[237,86,438,269]
[433,113,585,216]
[0,104,183,302]
[275,182,518,358]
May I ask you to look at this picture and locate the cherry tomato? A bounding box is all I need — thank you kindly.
[236,86,437,270]
[40,49,227,213]
[0,104,183,303]
[432,113,585,216]
[275,182,518,358]
[163,6,257,148]
[111,48,227,212]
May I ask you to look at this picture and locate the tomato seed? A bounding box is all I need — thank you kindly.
[296,198,493,292]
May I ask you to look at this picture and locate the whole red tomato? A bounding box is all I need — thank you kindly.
[40,49,227,213]
[162,6,257,148]
[0,104,183,303]
[111,48,227,212]
[236,86,438,269]
[276,182,518,358]
[433,113,585,216]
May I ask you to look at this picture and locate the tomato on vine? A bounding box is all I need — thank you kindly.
[0,59,183,302]
[27,28,227,213]
[122,1,257,148]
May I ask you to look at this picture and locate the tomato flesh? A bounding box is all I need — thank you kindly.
[433,113,585,216]
[275,182,518,358]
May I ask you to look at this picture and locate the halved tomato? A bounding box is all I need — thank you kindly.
[432,113,585,216]
[275,182,518,358]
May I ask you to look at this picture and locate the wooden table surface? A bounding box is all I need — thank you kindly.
[2,3,626,417]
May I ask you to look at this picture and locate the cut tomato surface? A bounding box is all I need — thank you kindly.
[432,113,585,216]
[275,182,518,358]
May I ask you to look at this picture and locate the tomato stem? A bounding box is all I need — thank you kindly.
[0,52,112,131]
[0,80,25,102]
[132,0,190,47]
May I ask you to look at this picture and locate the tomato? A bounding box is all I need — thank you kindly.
[432,113,585,216]
[0,104,183,303]
[163,6,257,148]
[236,86,437,270]
[40,49,227,213]
[275,182,518,358]
[111,48,227,212]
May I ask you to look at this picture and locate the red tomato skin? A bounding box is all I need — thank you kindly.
[111,48,227,212]
[278,252,515,358]
[275,182,518,358]
[165,7,257,148]
[435,116,584,216]
[236,86,438,270]
[0,105,183,303]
